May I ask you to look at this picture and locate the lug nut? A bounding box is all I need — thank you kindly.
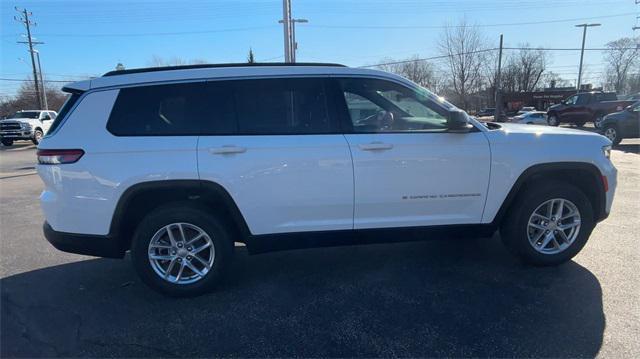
[177,243,183,248]
[187,247,192,251]
[177,258,182,262]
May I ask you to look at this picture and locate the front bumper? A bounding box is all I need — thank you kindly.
[0,130,34,140]
[43,221,125,258]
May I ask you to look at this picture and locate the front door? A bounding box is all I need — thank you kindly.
[332,77,491,229]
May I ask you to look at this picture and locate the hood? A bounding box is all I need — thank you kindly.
[548,103,562,111]
[498,123,603,137]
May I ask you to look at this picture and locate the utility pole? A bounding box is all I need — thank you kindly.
[15,7,44,109]
[575,23,601,92]
[279,18,308,62]
[494,34,503,122]
[34,50,48,110]
[281,0,293,63]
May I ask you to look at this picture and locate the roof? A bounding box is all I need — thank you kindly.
[102,62,346,77]
[63,63,406,93]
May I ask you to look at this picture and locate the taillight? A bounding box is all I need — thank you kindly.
[37,149,84,165]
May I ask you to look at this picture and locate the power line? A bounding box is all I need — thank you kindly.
[360,48,499,68]
[0,78,76,83]
[14,7,43,109]
[308,12,636,30]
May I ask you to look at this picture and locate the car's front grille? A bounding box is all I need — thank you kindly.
[0,122,21,131]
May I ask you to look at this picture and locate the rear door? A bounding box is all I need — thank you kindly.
[197,78,354,235]
[331,77,491,229]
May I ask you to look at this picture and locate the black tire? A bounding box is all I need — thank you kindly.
[593,113,605,129]
[500,181,595,266]
[1,139,13,146]
[603,125,622,146]
[547,114,559,126]
[131,204,233,297]
[32,129,43,145]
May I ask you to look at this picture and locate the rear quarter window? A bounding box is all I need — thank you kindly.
[107,82,221,136]
[45,93,81,135]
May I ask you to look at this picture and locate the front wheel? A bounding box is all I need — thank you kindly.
[547,115,559,126]
[1,139,13,146]
[500,181,594,266]
[594,114,605,128]
[32,129,43,145]
[131,204,233,297]
[603,125,622,146]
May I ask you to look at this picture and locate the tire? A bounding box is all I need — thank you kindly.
[131,204,233,297]
[526,122,533,125]
[32,129,43,145]
[1,139,13,146]
[500,181,594,266]
[593,113,605,129]
[547,114,559,126]
[575,121,586,128]
[603,125,622,146]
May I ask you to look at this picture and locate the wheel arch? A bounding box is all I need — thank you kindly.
[110,180,252,253]
[491,162,607,226]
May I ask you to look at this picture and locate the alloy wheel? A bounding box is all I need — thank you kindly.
[527,198,581,255]
[604,127,617,143]
[148,222,215,285]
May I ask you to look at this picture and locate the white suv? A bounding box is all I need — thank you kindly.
[37,64,617,296]
[1,110,57,146]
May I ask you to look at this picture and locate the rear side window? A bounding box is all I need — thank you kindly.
[108,82,209,136]
[233,78,331,135]
[596,93,617,101]
[45,93,80,135]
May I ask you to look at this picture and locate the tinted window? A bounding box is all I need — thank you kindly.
[108,82,210,136]
[8,111,39,119]
[338,78,449,133]
[596,93,617,101]
[575,95,589,105]
[233,78,331,134]
[45,93,80,136]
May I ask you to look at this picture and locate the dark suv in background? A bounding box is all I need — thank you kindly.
[600,102,640,145]
[546,91,634,128]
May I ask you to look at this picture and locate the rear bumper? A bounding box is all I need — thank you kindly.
[43,221,125,258]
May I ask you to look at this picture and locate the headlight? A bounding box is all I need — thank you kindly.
[602,145,611,159]
[21,123,32,130]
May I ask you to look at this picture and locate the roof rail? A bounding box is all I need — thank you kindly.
[102,62,347,77]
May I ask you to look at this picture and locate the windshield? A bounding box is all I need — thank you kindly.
[8,111,39,119]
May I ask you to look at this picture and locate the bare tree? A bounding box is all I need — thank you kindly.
[438,19,487,109]
[512,44,547,91]
[603,37,640,94]
[0,80,68,117]
[376,56,447,94]
[540,71,572,89]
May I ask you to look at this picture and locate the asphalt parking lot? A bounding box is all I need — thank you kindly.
[1,138,639,358]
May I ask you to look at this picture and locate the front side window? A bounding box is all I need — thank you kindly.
[233,78,331,135]
[564,95,577,105]
[575,95,589,105]
[108,82,209,136]
[338,78,449,133]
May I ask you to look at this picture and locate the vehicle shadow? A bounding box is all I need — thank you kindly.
[1,235,604,358]
[615,142,639,155]
[0,142,36,152]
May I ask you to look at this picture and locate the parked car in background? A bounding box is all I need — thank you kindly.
[511,111,547,125]
[517,106,536,115]
[546,91,634,128]
[600,101,640,145]
[0,110,57,146]
[477,108,495,117]
[37,63,616,296]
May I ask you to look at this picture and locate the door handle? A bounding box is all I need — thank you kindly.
[209,145,247,155]
[358,142,393,151]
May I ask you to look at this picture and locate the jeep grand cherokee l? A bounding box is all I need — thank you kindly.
[37,63,617,297]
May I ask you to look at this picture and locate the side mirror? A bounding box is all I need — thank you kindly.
[448,110,472,133]
[626,105,634,112]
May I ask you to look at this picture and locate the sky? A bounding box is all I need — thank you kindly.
[1,0,638,97]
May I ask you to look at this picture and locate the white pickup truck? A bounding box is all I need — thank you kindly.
[0,110,57,146]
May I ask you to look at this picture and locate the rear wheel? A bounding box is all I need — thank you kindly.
[603,125,622,145]
[547,115,559,126]
[131,204,233,297]
[32,129,43,145]
[500,181,594,266]
[1,139,13,146]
